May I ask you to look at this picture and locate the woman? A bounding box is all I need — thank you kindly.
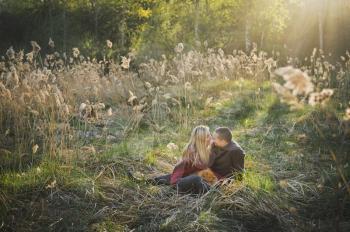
[152,125,213,194]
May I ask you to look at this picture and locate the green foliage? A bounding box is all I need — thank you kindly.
[136,0,290,57]
[2,0,349,58]
[0,0,156,56]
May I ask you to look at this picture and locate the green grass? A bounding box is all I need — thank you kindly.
[244,171,275,193]
[0,158,91,194]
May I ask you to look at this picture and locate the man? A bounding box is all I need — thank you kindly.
[208,127,245,181]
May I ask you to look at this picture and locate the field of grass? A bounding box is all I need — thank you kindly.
[1,42,350,231]
[1,76,349,231]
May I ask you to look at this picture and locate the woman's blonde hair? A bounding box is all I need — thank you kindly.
[182,125,211,167]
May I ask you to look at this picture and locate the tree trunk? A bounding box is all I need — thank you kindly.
[206,0,209,14]
[48,0,53,37]
[318,0,327,51]
[93,0,99,40]
[120,20,126,49]
[245,19,251,52]
[63,5,67,53]
[260,31,265,50]
[194,0,200,42]
[318,10,324,50]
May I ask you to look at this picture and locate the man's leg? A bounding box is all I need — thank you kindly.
[176,175,210,194]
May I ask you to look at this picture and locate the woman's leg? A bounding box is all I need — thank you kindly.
[148,174,171,185]
[127,170,169,184]
[176,175,210,194]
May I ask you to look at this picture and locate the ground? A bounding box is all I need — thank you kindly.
[1,79,349,232]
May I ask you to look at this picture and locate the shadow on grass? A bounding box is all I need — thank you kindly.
[208,90,259,128]
[263,98,291,124]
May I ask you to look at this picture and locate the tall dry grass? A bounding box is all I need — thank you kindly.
[0,40,278,167]
[1,39,349,177]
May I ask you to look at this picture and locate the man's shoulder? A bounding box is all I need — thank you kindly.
[228,141,245,153]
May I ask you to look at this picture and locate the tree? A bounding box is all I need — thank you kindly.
[194,0,200,42]
[317,0,326,50]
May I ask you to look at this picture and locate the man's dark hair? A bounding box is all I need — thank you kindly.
[215,127,232,142]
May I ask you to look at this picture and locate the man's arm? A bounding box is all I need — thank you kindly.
[230,149,245,172]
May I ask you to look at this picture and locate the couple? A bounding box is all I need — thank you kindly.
[151,126,245,194]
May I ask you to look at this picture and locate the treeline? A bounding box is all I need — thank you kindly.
[0,0,155,58]
[0,0,349,59]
